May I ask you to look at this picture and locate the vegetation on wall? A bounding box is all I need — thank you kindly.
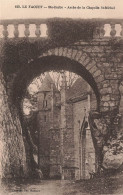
[109,38,123,51]
[1,19,99,75]
[47,18,98,44]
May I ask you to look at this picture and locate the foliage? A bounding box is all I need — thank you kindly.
[104,132,123,155]
[47,18,98,44]
[109,38,123,51]
[2,19,99,75]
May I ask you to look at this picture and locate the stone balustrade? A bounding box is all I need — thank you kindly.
[0,19,48,39]
[0,19,123,39]
[98,21,123,38]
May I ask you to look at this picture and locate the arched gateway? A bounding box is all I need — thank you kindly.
[13,48,101,109]
[0,18,123,179]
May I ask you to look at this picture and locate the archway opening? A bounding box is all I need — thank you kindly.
[13,56,100,110]
[12,56,100,180]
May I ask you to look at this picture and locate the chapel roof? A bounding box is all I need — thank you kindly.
[67,77,89,100]
[39,72,58,92]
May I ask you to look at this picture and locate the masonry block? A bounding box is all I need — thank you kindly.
[93,70,102,77]
[62,48,68,57]
[47,49,54,56]
[101,95,111,102]
[71,49,78,59]
[100,87,112,95]
[75,50,83,61]
[89,65,98,74]
[59,47,63,56]
[95,75,104,83]
[54,48,59,56]
[66,48,73,58]
[86,61,96,71]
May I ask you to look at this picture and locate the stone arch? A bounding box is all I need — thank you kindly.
[39,47,104,86]
[13,46,120,114]
[11,46,122,114]
[3,46,122,179]
[37,47,120,113]
[13,54,101,112]
[38,47,104,110]
[11,48,102,180]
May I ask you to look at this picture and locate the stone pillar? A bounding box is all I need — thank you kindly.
[49,83,61,179]
[84,127,96,179]
[49,128,61,179]
[37,91,50,179]
[60,72,67,179]
[60,72,75,180]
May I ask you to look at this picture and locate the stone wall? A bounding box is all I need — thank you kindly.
[40,40,123,113]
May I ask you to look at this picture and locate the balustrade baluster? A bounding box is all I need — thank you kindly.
[0,25,4,38]
[93,26,100,39]
[14,23,19,38]
[100,23,105,38]
[110,23,116,37]
[3,25,8,38]
[24,23,30,37]
[45,24,48,36]
[35,24,41,38]
[120,22,123,37]
[40,24,48,37]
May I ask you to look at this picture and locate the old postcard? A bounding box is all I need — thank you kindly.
[0,0,123,194]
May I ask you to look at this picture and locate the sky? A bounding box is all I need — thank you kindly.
[0,0,123,20]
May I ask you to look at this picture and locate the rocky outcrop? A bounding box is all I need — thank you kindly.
[0,71,28,179]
